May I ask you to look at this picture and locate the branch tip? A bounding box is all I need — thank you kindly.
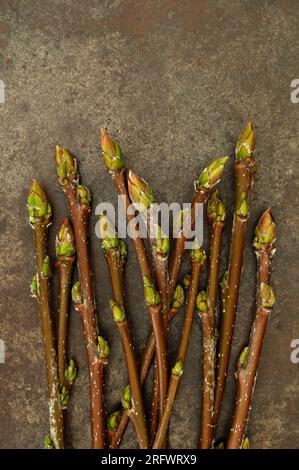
[254,209,276,250]
[55,145,78,185]
[197,156,229,189]
[128,170,154,212]
[100,128,124,171]
[235,121,255,161]
[27,180,52,226]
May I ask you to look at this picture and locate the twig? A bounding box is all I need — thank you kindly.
[128,171,168,424]
[99,214,149,448]
[227,209,276,448]
[56,146,107,448]
[28,180,64,449]
[214,122,256,430]
[153,246,206,448]
[147,223,170,440]
[169,156,228,299]
[197,292,215,449]
[110,300,150,448]
[111,288,185,448]
[55,219,77,406]
[199,191,225,448]
[206,190,226,325]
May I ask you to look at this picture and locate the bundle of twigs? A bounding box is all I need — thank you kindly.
[27,121,276,449]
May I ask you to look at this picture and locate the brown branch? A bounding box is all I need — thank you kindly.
[56,146,106,448]
[56,256,74,387]
[100,215,149,448]
[117,166,168,439]
[147,215,169,439]
[198,294,215,449]
[55,219,76,392]
[153,249,205,449]
[227,209,276,448]
[199,191,225,448]
[28,181,64,448]
[214,123,256,431]
[110,307,179,448]
[149,364,160,443]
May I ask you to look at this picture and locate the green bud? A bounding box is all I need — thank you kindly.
[65,358,77,386]
[110,299,126,322]
[253,209,276,250]
[172,360,184,377]
[153,225,169,255]
[98,336,109,359]
[44,435,55,449]
[100,128,124,171]
[99,213,119,251]
[143,276,161,306]
[56,218,76,257]
[207,190,226,223]
[235,122,255,161]
[215,442,225,449]
[238,346,249,368]
[242,437,250,449]
[121,384,131,410]
[55,145,78,185]
[72,281,83,305]
[197,156,229,189]
[260,283,276,309]
[119,240,128,262]
[173,209,190,234]
[190,244,206,264]
[30,274,39,299]
[182,273,191,289]
[27,180,52,226]
[107,410,121,432]
[41,256,51,278]
[128,170,154,212]
[236,192,249,218]
[76,185,91,205]
[220,270,228,290]
[172,285,185,309]
[60,386,70,409]
[196,291,207,312]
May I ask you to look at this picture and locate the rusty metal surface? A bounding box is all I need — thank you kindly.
[0,0,298,448]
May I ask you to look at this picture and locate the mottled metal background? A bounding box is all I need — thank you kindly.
[0,0,298,449]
